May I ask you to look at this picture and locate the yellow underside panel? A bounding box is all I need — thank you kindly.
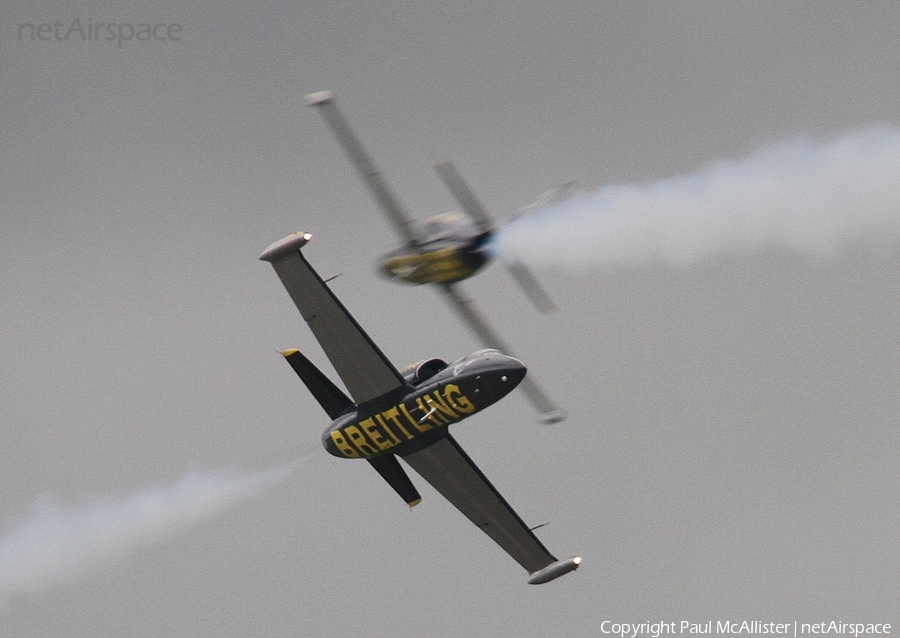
[384,248,474,284]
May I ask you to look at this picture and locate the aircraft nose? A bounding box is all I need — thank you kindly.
[501,357,527,385]
[482,354,526,393]
[459,350,528,401]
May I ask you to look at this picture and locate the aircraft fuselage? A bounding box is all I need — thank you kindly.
[380,213,492,284]
[323,349,524,459]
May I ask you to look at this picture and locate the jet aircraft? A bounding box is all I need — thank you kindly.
[260,231,581,584]
[306,90,567,423]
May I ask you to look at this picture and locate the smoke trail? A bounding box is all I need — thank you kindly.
[0,458,308,605]
[497,125,900,270]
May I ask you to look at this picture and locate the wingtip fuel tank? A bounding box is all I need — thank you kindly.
[527,556,582,585]
[305,90,335,105]
[259,232,313,263]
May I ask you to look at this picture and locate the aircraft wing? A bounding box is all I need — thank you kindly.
[306,91,421,247]
[434,160,494,233]
[260,232,406,404]
[401,434,559,575]
[505,261,558,313]
[436,284,566,423]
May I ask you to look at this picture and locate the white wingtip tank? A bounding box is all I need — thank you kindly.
[527,556,582,585]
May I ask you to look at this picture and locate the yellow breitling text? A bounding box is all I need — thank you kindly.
[330,384,475,458]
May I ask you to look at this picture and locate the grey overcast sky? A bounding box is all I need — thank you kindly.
[2,2,898,636]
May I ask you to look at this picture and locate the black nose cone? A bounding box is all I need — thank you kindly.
[477,353,526,400]
[503,357,527,386]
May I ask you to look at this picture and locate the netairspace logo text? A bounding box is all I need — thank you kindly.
[599,621,892,638]
[17,19,182,47]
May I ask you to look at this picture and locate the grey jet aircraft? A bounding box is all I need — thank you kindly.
[260,231,581,584]
[306,90,568,424]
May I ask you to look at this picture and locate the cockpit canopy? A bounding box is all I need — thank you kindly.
[401,358,449,386]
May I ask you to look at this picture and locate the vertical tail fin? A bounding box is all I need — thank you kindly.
[281,348,421,505]
[280,349,353,419]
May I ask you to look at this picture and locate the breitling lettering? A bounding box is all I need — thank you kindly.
[330,384,475,458]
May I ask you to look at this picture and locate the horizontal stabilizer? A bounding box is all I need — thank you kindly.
[510,181,576,221]
[368,454,422,507]
[281,348,353,419]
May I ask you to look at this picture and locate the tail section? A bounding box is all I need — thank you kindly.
[280,348,353,419]
[281,348,421,506]
[367,454,422,507]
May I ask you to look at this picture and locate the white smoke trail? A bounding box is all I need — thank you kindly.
[497,125,900,270]
[0,458,308,605]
